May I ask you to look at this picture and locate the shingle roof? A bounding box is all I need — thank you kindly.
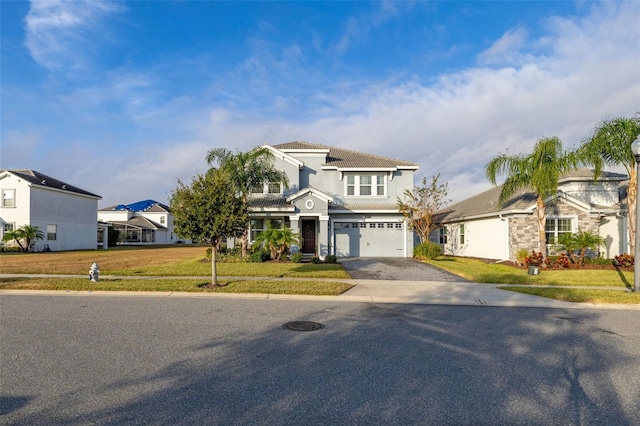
[248,197,295,211]
[2,169,101,198]
[272,141,419,169]
[437,169,627,223]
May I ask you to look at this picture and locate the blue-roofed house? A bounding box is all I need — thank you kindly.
[98,200,189,245]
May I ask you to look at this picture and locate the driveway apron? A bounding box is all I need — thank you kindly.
[339,257,469,281]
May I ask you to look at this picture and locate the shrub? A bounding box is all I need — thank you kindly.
[553,253,570,268]
[524,251,543,267]
[324,255,337,264]
[516,248,530,265]
[414,242,443,259]
[310,256,321,264]
[249,251,266,263]
[290,252,303,263]
[582,257,612,266]
[613,253,634,268]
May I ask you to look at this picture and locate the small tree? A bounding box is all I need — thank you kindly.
[170,170,248,287]
[558,230,605,266]
[397,174,450,243]
[253,224,301,261]
[2,225,45,252]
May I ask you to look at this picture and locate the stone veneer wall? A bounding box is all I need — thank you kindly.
[507,200,600,261]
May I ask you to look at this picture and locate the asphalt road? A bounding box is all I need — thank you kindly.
[2,294,640,425]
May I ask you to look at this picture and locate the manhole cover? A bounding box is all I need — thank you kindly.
[282,321,325,331]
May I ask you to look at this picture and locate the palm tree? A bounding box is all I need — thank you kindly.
[206,146,289,257]
[580,116,640,253]
[252,224,301,261]
[558,230,605,266]
[2,225,45,252]
[485,136,590,259]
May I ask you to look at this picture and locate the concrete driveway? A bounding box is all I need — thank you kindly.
[339,257,469,281]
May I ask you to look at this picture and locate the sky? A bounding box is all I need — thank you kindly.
[1,0,639,208]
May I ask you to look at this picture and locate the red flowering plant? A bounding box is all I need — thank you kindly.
[613,253,634,269]
[524,251,544,267]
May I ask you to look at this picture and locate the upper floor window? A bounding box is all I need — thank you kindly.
[250,182,283,194]
[2,189,15,207]
[346,174,386,197]
[160,216,166,224]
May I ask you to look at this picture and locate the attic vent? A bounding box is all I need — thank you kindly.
[41,179,46,184]
[62,185,66,189]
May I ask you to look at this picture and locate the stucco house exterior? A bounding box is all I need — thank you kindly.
[0,169,101,251]
[248,142,419,258]
[98,200,188,245]
[432,169,628,261]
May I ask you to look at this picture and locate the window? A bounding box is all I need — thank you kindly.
[459,224,465,244]
[47,224,57,241]
[4,223,14,232]
[160,216,166,224]
[250,219,264,241]
[545,218,573,244]
[345,174,386,197]
[439,227,447,244]
[2,189,15,207]
[268,182,281,194]
[250,182,283,194]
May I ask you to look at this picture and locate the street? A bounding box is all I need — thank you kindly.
[2,294,640,425]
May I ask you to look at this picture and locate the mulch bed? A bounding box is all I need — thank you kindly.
[471,257,631,272]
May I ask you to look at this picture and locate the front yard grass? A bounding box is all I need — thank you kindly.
[0,277,354,296]
[423,256,638,304]
[423,256,632,287]
[0,245,350,279]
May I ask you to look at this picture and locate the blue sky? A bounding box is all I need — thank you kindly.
[1,0,639,207]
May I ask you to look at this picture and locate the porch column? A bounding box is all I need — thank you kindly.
[319,216,329,260]
[290,215,300,254]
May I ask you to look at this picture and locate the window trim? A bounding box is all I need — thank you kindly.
[47,224,57,241]
[545,216,577,245]
[2,189,15,208]
[344,174,387,197]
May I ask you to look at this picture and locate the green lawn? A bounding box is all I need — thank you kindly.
[423,257,632,287]
[108,260,351,279]
[0,277,354,296]
[423,256,639,304]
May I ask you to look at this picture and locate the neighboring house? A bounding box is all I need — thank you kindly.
[248,141,419,258]
[432,169,628,261]
[0,169,101,251]
[98,199,188,245]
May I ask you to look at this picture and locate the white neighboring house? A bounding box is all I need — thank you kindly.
[0,169,101,251]
[432,169,628,261]
[98,200,189,245]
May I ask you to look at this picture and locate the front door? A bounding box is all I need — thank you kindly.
[301,219,316,254]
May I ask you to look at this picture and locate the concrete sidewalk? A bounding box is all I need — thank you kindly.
[1,274,638,310]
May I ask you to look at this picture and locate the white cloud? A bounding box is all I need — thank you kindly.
[478,27,529,66]
[25,0,125,71]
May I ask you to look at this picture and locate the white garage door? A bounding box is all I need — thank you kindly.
[334,222,404,257]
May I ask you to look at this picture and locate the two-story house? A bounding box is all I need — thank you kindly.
[98,199,188,245]
[249,142,419,258]
[0,169,101,251]
[433,169,628,261]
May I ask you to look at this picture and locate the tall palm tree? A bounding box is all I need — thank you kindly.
[580,116,640,253]
[206,146,289,257]
[485,136,589,259]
